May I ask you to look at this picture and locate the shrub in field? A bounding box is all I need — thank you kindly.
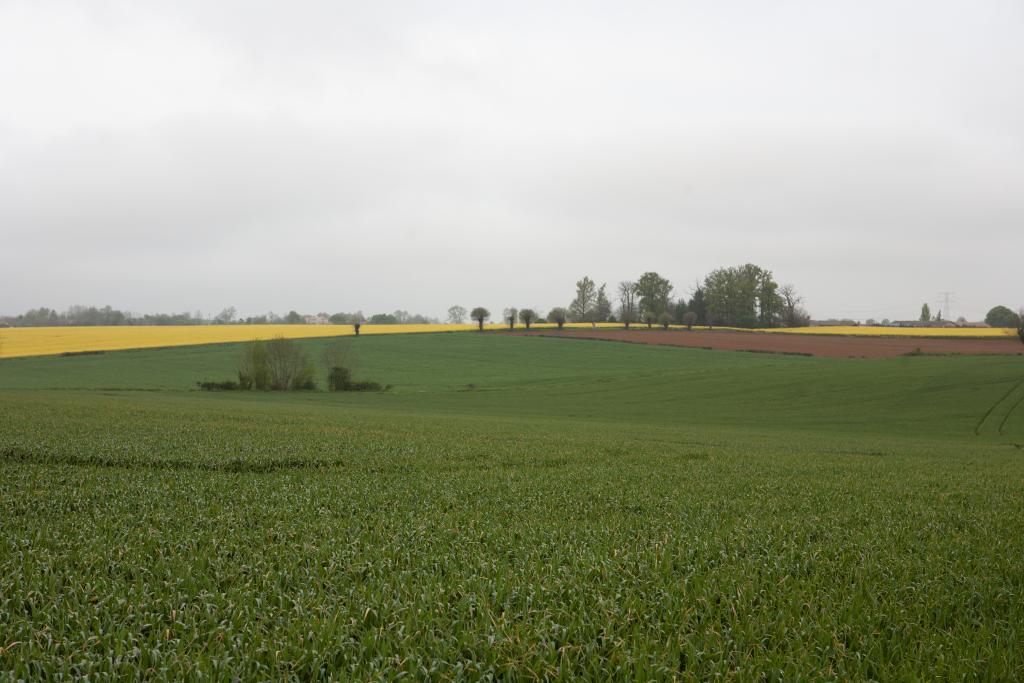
[239,340,270,389]
[327,365,353,390]
[325,341,386,391]
[327,366,385,391]
[239,338,315,390]
[196,380,241,391]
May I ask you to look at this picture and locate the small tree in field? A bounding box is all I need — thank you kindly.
[641,310,657,329]
[548,307,568,330]
[683,311,697,330]
[519,308,537,330]
[470,307,490,330]
[658,312,672,330]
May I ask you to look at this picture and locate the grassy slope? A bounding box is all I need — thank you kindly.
[2,335,1024,678]
[1,332,1022,438]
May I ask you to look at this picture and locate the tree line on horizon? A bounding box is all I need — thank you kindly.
[0,306,440,328]
[4,264,1020,331]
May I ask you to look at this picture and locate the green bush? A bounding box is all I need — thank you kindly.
[196,380,241,391]
[327,365,385,392]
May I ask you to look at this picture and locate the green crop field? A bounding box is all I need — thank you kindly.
[2,333,1023,679]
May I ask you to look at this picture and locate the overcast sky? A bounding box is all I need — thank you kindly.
[2,1,1021,321]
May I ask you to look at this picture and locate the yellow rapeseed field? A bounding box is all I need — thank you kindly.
[0,322,620,359]
[756,325,1015,337]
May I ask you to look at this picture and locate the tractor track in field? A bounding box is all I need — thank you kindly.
[997,390,1024,435]
[974,377,1024,436]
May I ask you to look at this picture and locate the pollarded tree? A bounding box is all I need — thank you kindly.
[519,308,537,330]
[658,312,672,330]
[503,308,518,330]
[548,307,568,330]
[470,307,490,331]
[641,309,657,329]
[683,311,697,330]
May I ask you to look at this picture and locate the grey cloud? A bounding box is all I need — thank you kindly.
[1,0,1022,321]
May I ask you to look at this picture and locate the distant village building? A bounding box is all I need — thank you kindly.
[890,320,958,328]
[304,314,329,325]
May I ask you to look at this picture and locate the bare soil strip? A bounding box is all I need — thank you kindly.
[508,328,1024,359]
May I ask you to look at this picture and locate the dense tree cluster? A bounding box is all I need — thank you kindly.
[536,264,810,329]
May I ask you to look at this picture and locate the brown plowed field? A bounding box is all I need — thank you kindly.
[509,328,1023,358]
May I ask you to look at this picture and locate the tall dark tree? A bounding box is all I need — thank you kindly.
[920,303,931,322]
[594,285,612,323]
[673,299,689,324]
[688,286,708,326]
